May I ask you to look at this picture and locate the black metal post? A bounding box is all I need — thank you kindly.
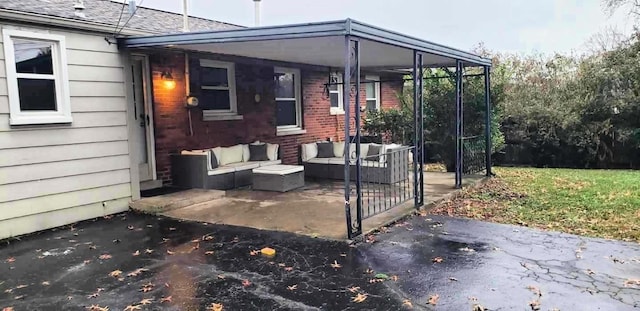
[412,51,419,207]
[353,39,363,232]
[484,65,492,176]
[455,60,463,189]
[418,53,425,206]
[343,36,361,239]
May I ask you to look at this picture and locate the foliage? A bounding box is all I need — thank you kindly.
[500,33,640,168]
[430,167,640,242]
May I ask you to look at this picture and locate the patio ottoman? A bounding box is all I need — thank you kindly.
[252,165,304,192]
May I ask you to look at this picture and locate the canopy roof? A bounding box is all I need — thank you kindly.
[119,19,491,69]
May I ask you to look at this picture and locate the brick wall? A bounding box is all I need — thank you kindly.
[149,52,404,184]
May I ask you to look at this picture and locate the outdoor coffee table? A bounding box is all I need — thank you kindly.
[252,164,304,192]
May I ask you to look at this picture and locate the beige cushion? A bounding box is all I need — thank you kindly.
[306,157,329,164]
[328,157,347,165]
[224,162,260,171]
[219,145,244,165]
[266,143,279,161]
[207,167,235,176]
[380,144,402,163]
[348,143,370,160]
[301,143,318,162]
[333,142,345,157]
[258,160,282,167]
[253,164,303,175]
[242,144,250,162]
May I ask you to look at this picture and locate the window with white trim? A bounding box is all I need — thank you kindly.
[198,59,237,117]
[274,67,302,132]
[365,75,380,111]
[3,29,71,125]
[329,72,344,114]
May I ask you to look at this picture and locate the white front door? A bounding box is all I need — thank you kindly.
[130,55,156,183]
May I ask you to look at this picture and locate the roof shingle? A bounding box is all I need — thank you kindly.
[0,0,242,34]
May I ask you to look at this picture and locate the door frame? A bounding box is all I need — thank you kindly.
[131,53,157,183]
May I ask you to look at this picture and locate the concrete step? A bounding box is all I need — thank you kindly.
[130,189,226,214]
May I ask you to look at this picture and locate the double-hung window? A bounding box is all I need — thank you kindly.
[3,29,71,125]
[274,67,303,133]
[198,59,238,119]
[365,75,380,111]
[329,72,344,115]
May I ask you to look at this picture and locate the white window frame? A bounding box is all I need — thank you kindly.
[365,75,381,111]
[199,59,238,120]
[275,66,304,134]
[3,29,72,125]
[329,72,344,115]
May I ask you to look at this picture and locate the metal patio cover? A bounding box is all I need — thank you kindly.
[119,19,491,69]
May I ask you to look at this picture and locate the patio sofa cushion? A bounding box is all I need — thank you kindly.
[248,144,269,161]
[219,145,244,165]
[306,158,330,164]
[267,143,279,161]
[328,157,347,165]
[211,147,222,165]
[316,142,334,158]
[224,162,260,171]
[348,143,370,160]
[301,143,318,162]
[366,144,382,161]
[259,160,282,166]
[333,142,345,157]
[207,167,235,175]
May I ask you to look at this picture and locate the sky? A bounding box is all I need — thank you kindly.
[139,0,636,55]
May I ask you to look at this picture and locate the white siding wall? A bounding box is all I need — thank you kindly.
[0,23,133,239]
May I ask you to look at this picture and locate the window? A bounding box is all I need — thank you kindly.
[3,29,71,125]
[365,75,380,111]
[329,72,344,114]
[275,67,303,133]
[198,59,237,119]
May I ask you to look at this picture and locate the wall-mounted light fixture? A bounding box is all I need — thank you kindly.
[161,71,176,90]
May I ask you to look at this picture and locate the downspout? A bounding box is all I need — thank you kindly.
[182,0,189,32]
[253,0,262,27]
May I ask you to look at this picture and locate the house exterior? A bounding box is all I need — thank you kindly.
[0,0,409,239]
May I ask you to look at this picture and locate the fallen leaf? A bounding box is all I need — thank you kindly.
[623,279,640,287]
[242,279,251,287]
[585,269,595,275]
[352,293,367,303]
[15,284,28,289]
[87,292,100,299]
[249,250,259,256]
[41,281,50,286]
[428,294,439,305]
[207,303,224,311]
[374,273,389,280]
[2,307,15,311]
[347,286,360,293]
[340,253,347,257]
[205,250,214,255]
[217,274,226,279]
[86,305,109,311]
[432,257,443,263]
[139,298,153,305]
[202,235,214,241]
[526,285,542,297]
[127,225,134,230]
[140,282,154,293]
[459,247,476,253]
[132,250,140,256]
[529,299,541,311]
[98,254,112,260]
[330,260,342,269]
[449,277,458,282]
[84,260,91,265]
[284,266,294,271]
[145,249,154,254]
[472,304,487,311]
[166,250,175,255]
[402,299,413,308]
[160,296,172,303]
[169,227,176,231]
[5,257,15,263]
[14,295,24,300]
[127,268,148,277]
[287,284,298,291]
[109,270,122,278]
[123,305,141,311]
[364,268,374,274]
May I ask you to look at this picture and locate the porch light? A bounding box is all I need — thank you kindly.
[161,71,176,90]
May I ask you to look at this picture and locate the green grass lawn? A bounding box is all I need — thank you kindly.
[430,167,640,242]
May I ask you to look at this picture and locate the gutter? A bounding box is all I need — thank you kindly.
[0,8,155,37]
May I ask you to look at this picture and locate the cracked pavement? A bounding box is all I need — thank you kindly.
[1,212,639,310]
[359,215,640,310]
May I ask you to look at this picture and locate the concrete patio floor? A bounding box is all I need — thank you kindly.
[159,172,484,240]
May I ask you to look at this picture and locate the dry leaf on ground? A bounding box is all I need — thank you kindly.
[352,293,367,303]
[428,294,439,305]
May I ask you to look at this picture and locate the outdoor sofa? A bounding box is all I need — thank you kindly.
[300,141,409,184]
[170,142,281,190]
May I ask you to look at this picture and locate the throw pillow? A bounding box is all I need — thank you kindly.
[211,147,222,166]
[249,144,269,161]
[219,145,244,165]
[301,143,318,161]
[317,142,334,158]
[333,142,345,157]
[266,143,279,161]
[242,144,250,162]
[209,150,218,170]
[366,144,382,161]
